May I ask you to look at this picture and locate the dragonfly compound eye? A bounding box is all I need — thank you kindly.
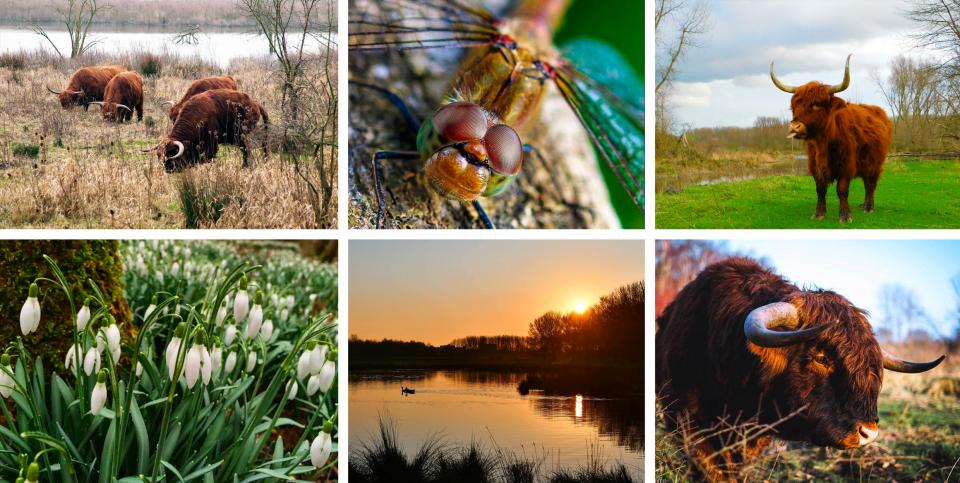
[483,124,523,175]
[433,102,489,142]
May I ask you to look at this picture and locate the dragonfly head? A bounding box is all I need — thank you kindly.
[418,102,523,201]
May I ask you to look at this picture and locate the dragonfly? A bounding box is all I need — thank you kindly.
[349,0,643,229]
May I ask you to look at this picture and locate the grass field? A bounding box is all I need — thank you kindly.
[656,159,960,229]
[657,356,960,481]
[0,49,336,228]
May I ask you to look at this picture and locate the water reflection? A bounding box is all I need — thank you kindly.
[350,369,643,471]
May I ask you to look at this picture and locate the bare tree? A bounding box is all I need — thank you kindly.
[878,283,932,341]
[238,0,325,124]
[32,0,109,59]
[907,0,960,71]
[873,55,946,149]
[655,0,710,132]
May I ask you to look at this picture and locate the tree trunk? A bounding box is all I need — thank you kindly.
[347,1,619,229]
[0,241,130,373]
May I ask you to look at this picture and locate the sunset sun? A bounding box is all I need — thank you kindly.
[573,300,589,314]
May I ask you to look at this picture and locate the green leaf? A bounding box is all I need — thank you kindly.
[182,460,224,481]
[130,395,150,475]
[98,418,116,483]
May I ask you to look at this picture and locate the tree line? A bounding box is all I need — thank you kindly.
[350,281,644,367]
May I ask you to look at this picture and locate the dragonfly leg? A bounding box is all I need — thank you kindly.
[351,80,421,132]
[372,150,421,229]
[471,200,495,229]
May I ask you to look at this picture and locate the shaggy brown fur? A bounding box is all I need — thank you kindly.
[785,82,893,223]
[99,71,144,123]
[166,75,238,121]
[656,257,884,480]
[155,89,269,171]
[49,65,125,110]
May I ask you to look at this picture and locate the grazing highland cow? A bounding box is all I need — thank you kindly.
[771,55,894,223]
[46,65,125,110]
[146,89,269,171]
[161,75,239,121]
[656,257,944,481]
[90,71,144,123]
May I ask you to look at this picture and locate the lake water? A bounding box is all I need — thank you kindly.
[0,25,337,67]
[349,369,643,475]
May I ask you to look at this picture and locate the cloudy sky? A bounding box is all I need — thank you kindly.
[662,0,944,128]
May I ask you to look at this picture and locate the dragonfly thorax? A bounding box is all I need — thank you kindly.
[418,102,523,201]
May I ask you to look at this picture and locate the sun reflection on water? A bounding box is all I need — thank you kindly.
[575,394,583,418]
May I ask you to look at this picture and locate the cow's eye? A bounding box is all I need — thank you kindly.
[812,354,830,366]
[812,105,822,111]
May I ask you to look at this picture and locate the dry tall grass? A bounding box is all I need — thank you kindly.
[0,48,337,228]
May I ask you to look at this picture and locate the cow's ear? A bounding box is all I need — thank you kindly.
[747,343,789,381]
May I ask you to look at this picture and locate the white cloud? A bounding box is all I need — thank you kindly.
[670,82,712,107]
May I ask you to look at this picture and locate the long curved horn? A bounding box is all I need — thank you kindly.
[116,104,131,112]
[827,54,852,95]
[744,301,833,348]
[166,141,185,161]
[88,101,104,107]
[46,86,62,95]
[141,143,160,153]
[770,61,797,93]
[882,348,945,373]
[159,100,175,107]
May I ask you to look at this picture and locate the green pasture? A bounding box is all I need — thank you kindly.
[656,159,960,229]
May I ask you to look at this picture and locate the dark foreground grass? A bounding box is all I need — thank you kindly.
[350,419,637,483]
[657,384,960,481]
[656,159,960,229]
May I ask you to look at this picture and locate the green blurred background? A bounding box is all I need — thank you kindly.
[554,0,644,228]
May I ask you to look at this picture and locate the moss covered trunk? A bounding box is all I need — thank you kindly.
[0,241,129,372]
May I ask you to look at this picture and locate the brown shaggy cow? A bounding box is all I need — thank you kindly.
[771,55,893,223]
[46,66,125,110]
[656,257,944,481]
[161,75,239,122]
[90,71,144,123]
[147,89,269,171]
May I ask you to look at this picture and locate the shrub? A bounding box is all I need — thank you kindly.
[176,172,241,228]
[12,143,40,158]
[0,52,26,70]
[138,53,162,77]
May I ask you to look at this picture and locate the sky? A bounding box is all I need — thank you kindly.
[662,0,945,128]
[727,240,960,337]
[349,240,644,345]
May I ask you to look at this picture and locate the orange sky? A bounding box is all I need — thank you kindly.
[349,240,644,345]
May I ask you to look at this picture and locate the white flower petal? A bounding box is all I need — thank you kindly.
[185,345,201,388]
[200,347,212,385]
[318,360,336,393]
[83,348,100,376]
[90,381,107,415]
[225,351,237,373]
[307,374,321,396]
[310,431,332,468]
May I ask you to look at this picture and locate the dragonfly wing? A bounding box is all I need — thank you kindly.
[350,0,501,51]
[555,38,644,209]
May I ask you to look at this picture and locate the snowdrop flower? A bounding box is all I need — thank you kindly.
[135,352,145,377]
[184,331,212,388]
[306,374,321,396]
[105,317,121,355]
[280,308,289,322]
[245,351,257,373]
[245,293,263,340]
[145,295,158,320]
[297,347,313,380]
[90,370,108,416]
[165,323,186,379]
[260,319,274,341]
[76,299,91,331]
[19,282,41,335]
[83,347,101,376]
[317,359,336,393]
[286,295,296,310]
[310,422,334,468]
[65,343,83,374]
[234,278,250,323]
[215,306,227,326]
[271,293,279,307]
[0,354,13,398]
[171,261,180,278]
[285,379,298,400]
[224,349,238,373]
[211,338,222,374]
[310,343,328,374]
[224,324,238,346]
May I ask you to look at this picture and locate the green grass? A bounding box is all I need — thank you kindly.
[656,159,960,229]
